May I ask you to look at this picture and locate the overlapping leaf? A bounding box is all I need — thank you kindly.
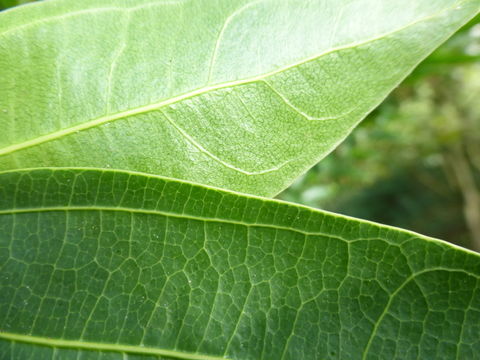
[1,168,479,359]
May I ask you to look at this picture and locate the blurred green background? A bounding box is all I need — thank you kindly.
[0,0,33,9]
[1,1,479,251]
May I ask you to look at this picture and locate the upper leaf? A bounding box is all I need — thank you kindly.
[0,0,479,196]
[0,168,479,359]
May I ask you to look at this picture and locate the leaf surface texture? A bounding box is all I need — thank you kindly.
[0,0,479,195]
[0,169,479,359]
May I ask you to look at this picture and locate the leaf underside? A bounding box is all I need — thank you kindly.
[1,1,480,359]
[0,169,479,360]
[0,0,479,196]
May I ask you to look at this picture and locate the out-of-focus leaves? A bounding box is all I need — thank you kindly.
[408,14,480,81]
[0,0,36,11]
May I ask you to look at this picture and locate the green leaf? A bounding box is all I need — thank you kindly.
[0,0,479,196]
[1,168,479,359]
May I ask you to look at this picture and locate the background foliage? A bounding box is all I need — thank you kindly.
[0,0,32,9]
[279,15,480,252]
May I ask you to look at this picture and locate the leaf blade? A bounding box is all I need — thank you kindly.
[0,0,479,195]
[1,168,479,359]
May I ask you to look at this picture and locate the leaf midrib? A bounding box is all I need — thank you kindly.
[0,205,349,241]
[0,3,457,158]
[0,332,227,360]
[1,204,476,256]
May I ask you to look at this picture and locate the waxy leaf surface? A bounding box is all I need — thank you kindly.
[1,169,479,359]
[0,0,479,195]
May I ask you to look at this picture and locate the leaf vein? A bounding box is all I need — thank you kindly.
[206,0,266,84]
[160,109,289,175]
[0,332,228,360]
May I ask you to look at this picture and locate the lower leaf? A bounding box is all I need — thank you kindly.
[0,168,479,359]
